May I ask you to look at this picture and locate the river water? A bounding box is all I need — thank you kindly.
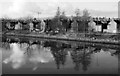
[1,36,120,74]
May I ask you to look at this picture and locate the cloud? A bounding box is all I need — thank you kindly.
[0,0,118,18]
[3,43,26,69]
[89,10,118,18]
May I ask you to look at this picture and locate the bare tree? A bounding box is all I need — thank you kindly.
[81,9,91,21]
[61,11,65,16]
[82,9,90,17]
[55,7,61,17]
[75,9,81,17]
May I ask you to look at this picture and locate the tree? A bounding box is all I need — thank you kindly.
[80,9,91,33]
[60,11,68,19]
[75,9,81,17]
[55,7,61,17]
[82,9,90,18]
[23,15,34,21]
[62,11,65,16]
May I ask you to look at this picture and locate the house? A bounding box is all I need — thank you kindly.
[107,19,117,33]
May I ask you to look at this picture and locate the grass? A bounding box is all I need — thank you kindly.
[3,30,120,44]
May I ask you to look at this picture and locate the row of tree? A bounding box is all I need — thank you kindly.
[55,7,91,20]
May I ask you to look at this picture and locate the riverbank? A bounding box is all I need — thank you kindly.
[2,35,120,50]
[2,30,120,45]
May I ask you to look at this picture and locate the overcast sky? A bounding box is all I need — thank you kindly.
[0,0,119,18]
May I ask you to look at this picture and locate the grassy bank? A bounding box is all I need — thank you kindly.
[2,30,120,45]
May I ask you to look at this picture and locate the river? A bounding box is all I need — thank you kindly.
[1,36,120,74]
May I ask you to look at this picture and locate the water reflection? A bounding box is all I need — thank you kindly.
[2,36,119,74]
[71,47,92,71]
[3,43,26,69]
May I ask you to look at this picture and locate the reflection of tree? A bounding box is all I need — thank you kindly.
[71,49,81,71]
[71,47,83,71]
[2,36,7,42]
[71,46,93,71]
[24,40,44,56]
[5,37,20,43]
[93,47,101,53]
[81,50,91,71]
[110,49,120,56]
[52,50,67,69]
[19,37,30,44]
[2,42,10,50]
[49,42,68,69]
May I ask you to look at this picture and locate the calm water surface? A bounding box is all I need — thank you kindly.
[1,36,120,74]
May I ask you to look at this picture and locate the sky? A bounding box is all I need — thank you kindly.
[0,0,119,18]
